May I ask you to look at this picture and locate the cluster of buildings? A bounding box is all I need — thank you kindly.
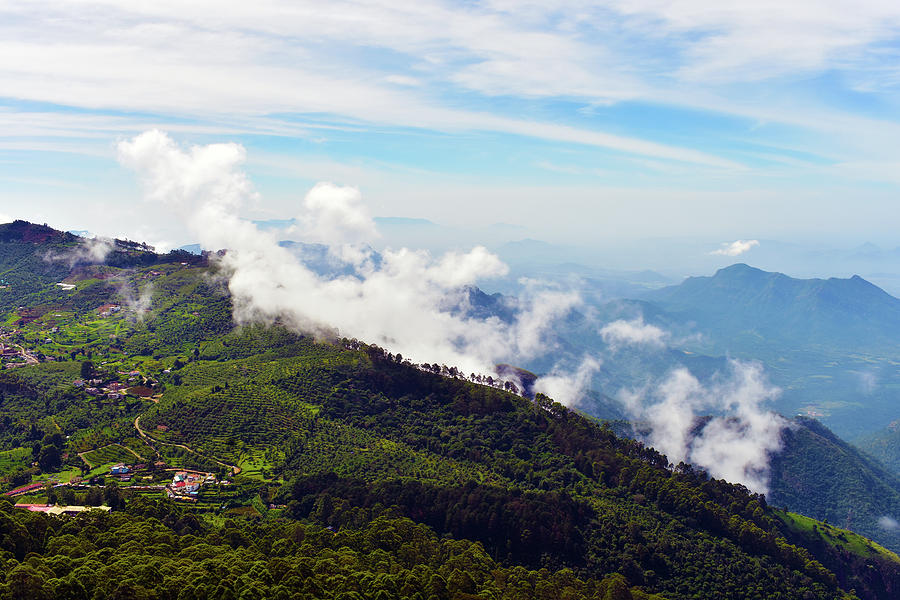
[97,304,121,318]
[109,463,150,483]
[73,378,134,400]
[165,470,217,501]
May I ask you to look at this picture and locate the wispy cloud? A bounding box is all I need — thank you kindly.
[7,1,900,168]
[3,1,900,244]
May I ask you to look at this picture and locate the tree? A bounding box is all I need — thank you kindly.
[38,444,61,472]
[80,360,93,379]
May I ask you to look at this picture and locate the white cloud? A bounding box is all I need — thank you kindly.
[619,360,785,494]
[534,356,602,407]
[607,0,900,83]
[4,3,900,251]
[117,130,589,386]
[0,2,742,169]
[878,516,900,530]
[857,370,878,394]
[711,239,759,256]
[600,317,667,350]
[296,182,379,247]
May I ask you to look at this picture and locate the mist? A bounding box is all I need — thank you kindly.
[42,236,114,268]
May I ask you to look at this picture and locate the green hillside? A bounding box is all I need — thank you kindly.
[0,222,899,599]
[855,424,900,477]
[2,334,891,599]
[769,417,900,555]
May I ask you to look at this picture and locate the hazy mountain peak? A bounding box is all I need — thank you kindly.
[645,263,900,354]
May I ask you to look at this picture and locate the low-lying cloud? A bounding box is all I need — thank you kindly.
[112,277,153,322]
[619,360,785,494]
[43,237,114,268]
[711,239,759,256]
[118,130,582,386]
[856,370,878,394]
[534,356,603,407]
[600,317,668,350]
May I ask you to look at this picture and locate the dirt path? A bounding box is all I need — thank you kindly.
[11,343,38,365]
[133,415,241,475]
[77,442,142,468]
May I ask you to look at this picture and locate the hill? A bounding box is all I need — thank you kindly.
[633,264,900,438]
[0,221,898,598]
[644,263,900,355]
[7,335,898,598]
[767,417,900,555]
[855,423,900,477]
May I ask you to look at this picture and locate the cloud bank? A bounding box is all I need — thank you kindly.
[533,356,603,407]
[118,130,790,495]
[118,130,582,386]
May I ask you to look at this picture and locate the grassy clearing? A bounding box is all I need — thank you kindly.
[29,466,84,485]
[777,510,900,564]
[120,436,157,460]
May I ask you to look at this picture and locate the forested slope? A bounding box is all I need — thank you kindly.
[0,221,899,599]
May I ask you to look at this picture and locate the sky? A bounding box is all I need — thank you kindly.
[2,0,900,253]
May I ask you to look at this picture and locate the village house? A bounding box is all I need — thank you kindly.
[166,470,213,499]
[97,304,121,318]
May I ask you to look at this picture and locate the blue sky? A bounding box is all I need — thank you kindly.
[1,0,900,251]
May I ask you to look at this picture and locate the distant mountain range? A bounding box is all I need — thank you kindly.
[643,263,900,355]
